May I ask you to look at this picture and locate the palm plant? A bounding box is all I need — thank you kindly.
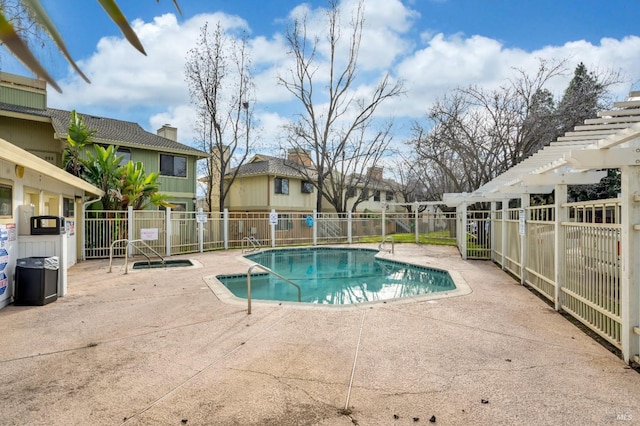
[117,161,174,210]
[82,144,125,210]
[0,0,181,92]
[63,110,96,176]
[82,145,174,210]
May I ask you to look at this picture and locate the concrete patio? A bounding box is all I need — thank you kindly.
[0,244,638,425]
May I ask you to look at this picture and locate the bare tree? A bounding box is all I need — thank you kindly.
[387,155,432,212]
[407,59,621,199]
[278,0,404,213]
[325,122,394,213]
[185,22,254,212]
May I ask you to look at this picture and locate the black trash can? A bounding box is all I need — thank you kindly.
[14,256,59,306]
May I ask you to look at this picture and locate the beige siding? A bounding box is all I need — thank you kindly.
[228,175,269,210]
[132,149,197,195]
[271,177,316,210]
[227,175,316,212]
[0,117,62,166]
[0,73,47,109]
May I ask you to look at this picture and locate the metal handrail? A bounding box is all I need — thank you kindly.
[242,236,262,253]
[379,235,395,254]
[108,239,165,274]
[247,264,302,314]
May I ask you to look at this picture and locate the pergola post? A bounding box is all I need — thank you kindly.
[554,184,568,311]
[490,201,498,262]
[501,200,508,270]
[620,165,640,363]
[520,195,530,285]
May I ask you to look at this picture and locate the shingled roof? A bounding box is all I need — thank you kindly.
[0,102,206,157]
[47,108,206,157]
[227,154,315,179]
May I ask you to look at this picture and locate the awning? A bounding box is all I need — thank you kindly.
[0,137,104,197]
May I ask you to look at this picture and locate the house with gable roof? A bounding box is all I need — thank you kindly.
[0,72,207,212]
[220,149,404,213]
[224,152,318,212]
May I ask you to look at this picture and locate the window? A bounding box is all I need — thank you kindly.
[117,148,131,164]
[63,198,75,218]
[160,154,187,177]
[301,181,314,193]
[275,177,289,195]
[373,190,381,202]
[386,191,395,202]
[346,186,356,198]
[361,188,369,200]
[276,213,293,231]
[0,184,12,217]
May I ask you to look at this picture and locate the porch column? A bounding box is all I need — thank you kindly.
[554,185,567,311]
[620,165,640,364]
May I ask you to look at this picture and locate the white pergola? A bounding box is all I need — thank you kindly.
[441,92,640,363]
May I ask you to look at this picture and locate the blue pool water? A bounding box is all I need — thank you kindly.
[217,247,455,305]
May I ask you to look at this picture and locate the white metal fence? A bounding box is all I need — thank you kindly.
[486,199,623,351]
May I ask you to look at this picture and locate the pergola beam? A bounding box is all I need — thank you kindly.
[521,170,607,186]
[569,147,640,168]
[498,185,553,194]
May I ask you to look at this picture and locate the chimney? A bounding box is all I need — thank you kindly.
[367,166,383,181]
[287,148,312,167]
[157,124,178,141]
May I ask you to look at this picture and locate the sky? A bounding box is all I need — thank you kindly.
[1,0,639,157]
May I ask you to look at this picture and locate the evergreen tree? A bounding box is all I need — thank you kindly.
[556,62,605,137]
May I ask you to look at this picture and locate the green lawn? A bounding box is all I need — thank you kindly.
[358,232,457,246]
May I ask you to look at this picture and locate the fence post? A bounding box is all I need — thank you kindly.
[313,209,317,246]
[460,203,467,260]
[270,209,276,248]
[620,165,640,364]
[554,185,567,311]
[381,204,386,240]
[165,207,171,257]
[348,211,353,244]
[198,208,204,253]
[224,208,229,250]
[414,202,419,244]
[127,206,134,257]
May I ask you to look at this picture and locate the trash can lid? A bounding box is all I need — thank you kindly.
[16,256,60,269]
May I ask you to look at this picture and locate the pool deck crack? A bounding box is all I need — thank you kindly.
[344,310,367,411]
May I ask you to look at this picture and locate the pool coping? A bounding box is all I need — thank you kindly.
[202,246,472,311]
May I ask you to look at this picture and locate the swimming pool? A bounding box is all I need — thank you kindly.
[217,247,456,305]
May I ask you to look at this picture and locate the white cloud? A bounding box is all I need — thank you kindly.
[388,33,640,119]
[42,1,640,151]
